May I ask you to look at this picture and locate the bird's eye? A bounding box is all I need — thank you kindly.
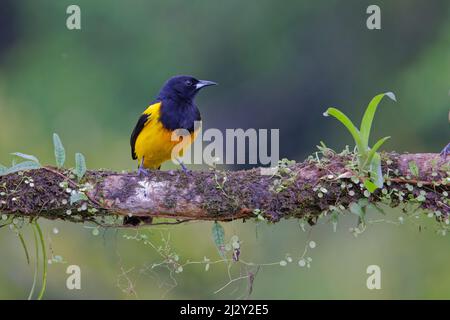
[185,80,193,86]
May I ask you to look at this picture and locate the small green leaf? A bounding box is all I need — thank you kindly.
[416,195,426,202]
[365,136,391,168]
[75,153,87,181]
[408,161,420,177]
[363,179,378,193]
[324,107,364,153]
[369,153,384,188]
[358,198,369,207]
[360,92,395,150]
[349,202,364,217]
[70,191,88,205]
[53,133,66,168]
[5,161,41,175]
[11,152,40,165]
[211,222,225,258]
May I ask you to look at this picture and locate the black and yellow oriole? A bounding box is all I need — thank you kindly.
[130,75,217,173]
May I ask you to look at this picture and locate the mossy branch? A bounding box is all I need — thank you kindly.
[0,152,448,227]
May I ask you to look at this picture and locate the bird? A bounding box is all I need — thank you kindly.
[130,75,217,174]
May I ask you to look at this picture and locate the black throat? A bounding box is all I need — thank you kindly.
[158,96,201,132]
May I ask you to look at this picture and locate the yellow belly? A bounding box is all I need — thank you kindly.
[134,104,198,169]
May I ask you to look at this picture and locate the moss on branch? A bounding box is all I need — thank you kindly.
[0,152,448,227]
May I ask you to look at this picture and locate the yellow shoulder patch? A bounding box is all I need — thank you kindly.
[143,102,161,117]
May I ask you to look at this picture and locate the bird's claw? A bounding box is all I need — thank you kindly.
[137,166,151,177]
[179,162,189,173]
[175,158,189,173]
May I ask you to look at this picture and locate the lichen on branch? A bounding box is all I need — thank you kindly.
[0,151,448,228]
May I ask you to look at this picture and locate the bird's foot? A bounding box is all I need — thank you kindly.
[137,157,152,176]
[175,158,189,173]
[137,166,151,177]
[440,143,450,159]
[180,162,189,173]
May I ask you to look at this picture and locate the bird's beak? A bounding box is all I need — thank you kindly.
[196,80,218,90]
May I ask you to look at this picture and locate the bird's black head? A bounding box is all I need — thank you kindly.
[158,75,217,102]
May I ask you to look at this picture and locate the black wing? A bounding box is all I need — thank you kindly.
[130,113,150,160]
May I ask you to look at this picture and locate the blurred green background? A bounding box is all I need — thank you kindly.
[0,0,449,299]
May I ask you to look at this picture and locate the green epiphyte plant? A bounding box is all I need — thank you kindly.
[324,92,396,192]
